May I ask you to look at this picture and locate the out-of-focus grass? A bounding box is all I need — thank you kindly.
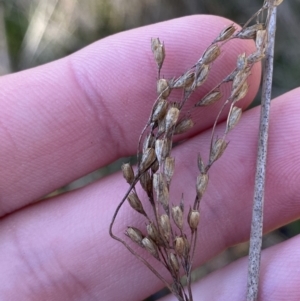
[1,1,299,300]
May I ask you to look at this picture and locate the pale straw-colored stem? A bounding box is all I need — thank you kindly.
[246,3,277,301]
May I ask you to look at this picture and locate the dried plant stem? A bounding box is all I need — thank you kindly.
[109,2,284,300]
[246,3,277,301]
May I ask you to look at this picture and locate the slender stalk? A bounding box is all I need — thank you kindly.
[246,3,277,301]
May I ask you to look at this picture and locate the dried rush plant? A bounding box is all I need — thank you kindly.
[109,1,283,300]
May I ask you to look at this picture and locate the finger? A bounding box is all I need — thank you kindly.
[160,235,300,301]
[1,89,300,300]
[0,15,260,215]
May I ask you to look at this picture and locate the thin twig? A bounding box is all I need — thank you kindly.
[246,3,277,301]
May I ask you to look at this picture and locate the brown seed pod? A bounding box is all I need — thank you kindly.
[209,138,228,164]
[231,69,250,101]
[151,37,165,70]
[140,170,153,196]
[151,98,168,122]
[171,205,183,230]
[143,133,155,152]
[151,159,159,174]
[197,154,206,174]
[174,235,189,257]
[155,138,169,165]
[195,90,222,107]
[232,69,249,92]
[196,64,210,87]
[201,44,221,64]
[151,37,160,53]
[168,252,180,273]
[236,23,264,39]
[196,173,209,200]
[174,236,185,256]
[157,79,171,98]
[127,192,146,216]
[142,237,159,259]
[214,24,236,43]
[165,107,180,133]
[146,222,162,245]
[226,106,242,133]
[255,29,267,51]
[172,71,195,89]
[125,227,144,247]
[164,156,175,185]
[153,173,169,212]
[121,163,134,184]
[157,119,166,137]
[174,118,194,134]
[188,208,200,230]
[232,81,249,102]
[139,148,156,173]
[160,214,171,242]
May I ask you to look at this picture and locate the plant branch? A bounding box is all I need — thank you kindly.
[246,3,277,301]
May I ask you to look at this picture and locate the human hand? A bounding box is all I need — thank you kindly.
[0,15,299,301]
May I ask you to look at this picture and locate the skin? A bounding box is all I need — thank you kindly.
[0,15,300,301]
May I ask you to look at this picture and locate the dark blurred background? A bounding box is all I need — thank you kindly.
[1,1,299,300]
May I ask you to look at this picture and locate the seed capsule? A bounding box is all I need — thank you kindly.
[121,163,134,184]
[139,148,156,173]
[142,237,159,259]
[169,252,179,273]
[197,154,206,174]
[196,173,209,200]
[151,37,165,70]
[174,235,189,257]
[155,138,169,165]
[143,133,155,153]
[151,98,168,122]
[209,138,228,164]
[188,208,200,230]
[236,23,264,39]
[140,171,152,196]
[214,24,236,43]
[195,90,221,107]
[164,156,175,185]
[125,227,144,246]
[226,106,242,133]
[201,44,221,64]
[196,64,210,87]
[174,236,185,256]
[151,159,159,174]
[127,192,146,216]
[153,173,169,212]
[172,71,195,89]
[232,69,249,92]
[165,107,180,133]
[174,118,194,134]
[172,205,183,230]
[255,30,267,51]
[232,81,249,102]
[160,214,171,242]
[157,79,171,98]
[146,222,162,245]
